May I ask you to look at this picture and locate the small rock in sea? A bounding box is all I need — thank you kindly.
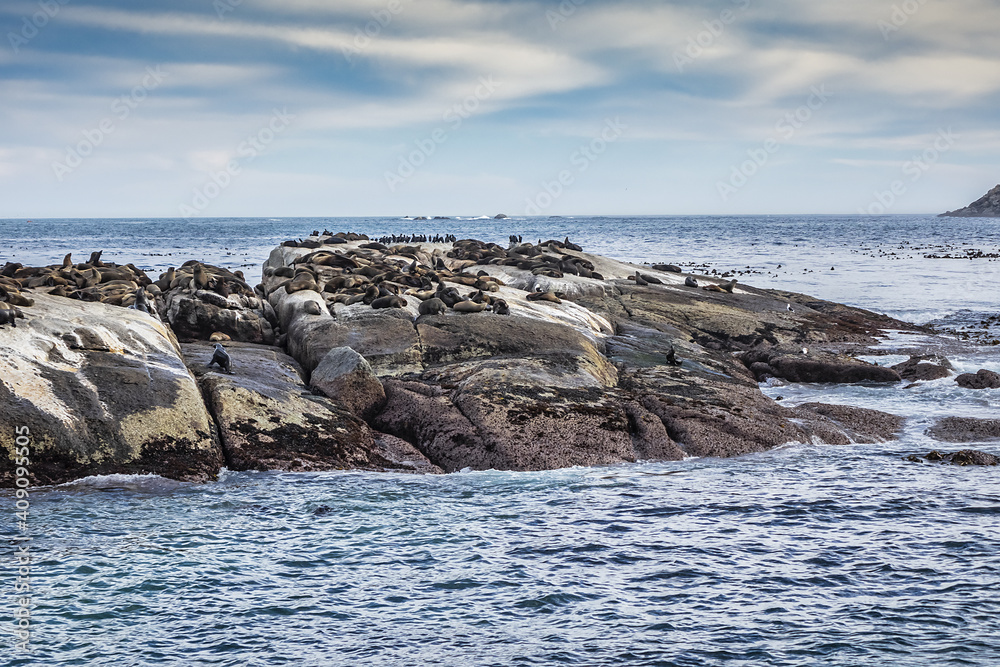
[955,369,1000,389]
[912,450,999,466]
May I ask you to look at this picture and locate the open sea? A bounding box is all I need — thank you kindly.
[2,215,999,666]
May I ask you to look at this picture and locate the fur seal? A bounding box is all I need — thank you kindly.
[209,331,232,342]
[684,276,699,288]
[371,295,407,309]
[193,264,210,291]
[633,272,648,286]
[418,297,447,316]
[652,264,682,273]
[208,343,232,373]
[719,279,737,293]
[128,288,150,314]
[492,298,510,315]
[702,284,725,293]
[0,305,22,328]
[286,271,320,294]
[453,299,488,313]
[303,300,323,315]
[526,291,562,304]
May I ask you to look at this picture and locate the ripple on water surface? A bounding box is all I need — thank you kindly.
[5,451,1000,667]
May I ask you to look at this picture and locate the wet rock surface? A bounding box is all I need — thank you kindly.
[926,417,1000,443]
[955,368,1000,389]
[906,449,999,466]
[890,355,953,382]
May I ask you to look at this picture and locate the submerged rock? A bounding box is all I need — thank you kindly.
[927,417,1000,443]
[907,449,999,466]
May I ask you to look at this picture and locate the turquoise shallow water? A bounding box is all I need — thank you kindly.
[2,215,999,665]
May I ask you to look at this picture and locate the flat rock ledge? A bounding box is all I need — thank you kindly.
[1,234,930,486]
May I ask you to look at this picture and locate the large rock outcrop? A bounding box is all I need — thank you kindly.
[0,293,223,486]
[159,263,275,344]
[182,342,436,473]
[261,234,914,472]
[1,233,932,486]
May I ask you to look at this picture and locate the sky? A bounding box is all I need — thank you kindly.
[1,0,998,218]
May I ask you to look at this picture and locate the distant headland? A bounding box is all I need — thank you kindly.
[940,184,1000,217]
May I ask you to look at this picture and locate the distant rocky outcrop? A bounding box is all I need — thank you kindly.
[940,184,1000,217]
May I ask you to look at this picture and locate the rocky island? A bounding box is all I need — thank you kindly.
[1,233,993,487]
[940,183,1000,217]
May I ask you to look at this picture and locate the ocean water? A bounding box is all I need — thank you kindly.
[2,215,999,666]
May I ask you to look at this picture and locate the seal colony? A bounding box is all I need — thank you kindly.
[263,233,613,318]
[1,230,972,487]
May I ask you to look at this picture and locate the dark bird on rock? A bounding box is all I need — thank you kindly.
[665,346,681,367]
[208,343,232,373]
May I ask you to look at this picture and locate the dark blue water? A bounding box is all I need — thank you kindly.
[5,444,1000,666]
[2,215,999,665]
